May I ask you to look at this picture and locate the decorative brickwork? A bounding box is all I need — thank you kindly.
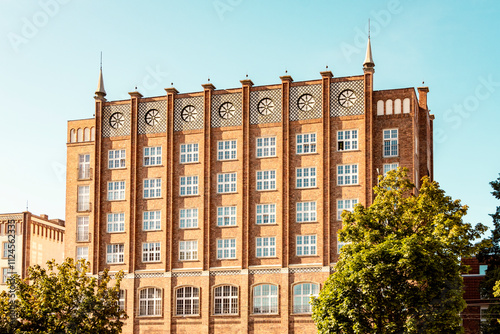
[138,100,167,134]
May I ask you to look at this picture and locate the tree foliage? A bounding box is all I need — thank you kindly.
[312,168,487,333]
[0,258,127,334]
[477,174,500,333]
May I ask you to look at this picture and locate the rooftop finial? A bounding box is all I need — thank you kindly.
[95,53,107,98]
[368,19,370,38]
[363,29,375,72]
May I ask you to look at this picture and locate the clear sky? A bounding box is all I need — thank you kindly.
[0,0,499,233]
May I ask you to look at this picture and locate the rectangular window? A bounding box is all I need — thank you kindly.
[180,143,199,164]
[176,286,199,316]
[143,211,161,231]
[179,240,198,261]
[337,164,358,186]
[293,283,319,314]
[296,133,317,154]
[256,170,276,191]
[214,285,238,315]
[217,239,236,259]
[337,199,358,221]
[107,213,125,233]
[217,206,237,226]
[77,216,89,242]
[106,244,124,264]
[296,167,316,188]
[180,208,198,228]
[256,137,276,158]
[77,185,90,211]
[296,201,317,222]
[256,237,276,258]
[144,146,162,166]
[180,176,198,196]
[107,181,125,201]
[119,290,126,311]
[108,149,126,169]
[2,242,10,258]
[76,246,89,262]
[142,242,161,262]
[296,235,317,256]
[217,173,237,193]
[383,129,398,157]
[144,178,162,198]
[217,140,237,161]
[256,204,276,225]
[2,268,10,284]
[337,130,358,151]
[383,163,399,176]
[78,154,91,179]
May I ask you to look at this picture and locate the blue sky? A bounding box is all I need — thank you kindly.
[0,0,499,234]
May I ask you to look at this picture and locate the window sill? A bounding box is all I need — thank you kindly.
[107,199,127,202]
[179,227,200,230]
[251,312,280,316]
[217,225,238,228]
[107,231,126,234]
[296,221,318,224]
[142,261,162,264]
[143,197,163,200]
[143,164,164,168]
[179,194,200,197]
[178,259,199,262]
[137,315,163,318]
[256,189,277,192]
[296,152,319,156]
[109,167,127,170]
[337,149,361,153]
[217,159,238,162]
[255,223,278,226]
[173,314,201,318]
[212,313,239,317]
[180,161,200,165]
[255,256,279,259]
[142,229,163,232]
[217,192,238,195]
[216,258,237,261]
[106,262,125,265]
[295,255,318,258]
[256,155,278,159]
[295,186,319,190]
[337,184,360,187]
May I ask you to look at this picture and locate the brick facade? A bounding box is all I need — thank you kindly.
[66,64,434,333]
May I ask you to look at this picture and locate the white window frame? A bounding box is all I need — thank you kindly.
[76,216,89,241]
[107,213,125,233]
[293,283,319,314]
[217,239,236,259]
[383,163,399,176]
[143,211,161,231]
[296,201,317,223]
[108,149,126,169]
[2,243,9,258]
[256,237,276,258]
[179,240,198,261]
[217,206,237,226]
[176,286,200,316]
[337,164,358,186]
[180,208,198,229]
[214,285,238,315]
[144,178,162,198]
[256,136,276,158]
[77,185,90,211]
[139,288,162,316]
[107,181,126,201]
[217,140,237,161]
[106,244,124,264]
[144,146,162,166]
[78,154,91,179]
[253,284,278,314]
[296,167,317,189]
[76,246,89,262]
[1,268,10,284]
[256,170,276,191]
[142,242,161,263]
[296,133,317,154]
[118,289,126,311]
[337,129,358,151]
[217,173,237,194]
[180,143,199,164]
[337,199,358,221]
[256,204,276,225]
[383,129,399,157]
[296,235,317,256]
[180,176,199,196]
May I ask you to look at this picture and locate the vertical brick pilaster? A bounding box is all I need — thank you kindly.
[320,71,332,266]
[93,96,105,275]
[363,70,374,205]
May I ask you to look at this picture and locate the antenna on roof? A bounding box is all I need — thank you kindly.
[100,51,102,70]
[368,19,370,38]
[26,200,28,211]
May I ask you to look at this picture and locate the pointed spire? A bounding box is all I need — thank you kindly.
[95,52,106,98]
[363,26,375,73]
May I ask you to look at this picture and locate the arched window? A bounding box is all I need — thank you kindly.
[394,99,402,114]
[253,284,278,314]
[385,99,393,115]
[214,285,238,315]
[77,128,83,142]
[403,98,411,114]
[176,286,200,316]
[139,287,162,316]
[84,128,90,141]
[90,127,95,141]
[70,129,76,143]
[293,282,319,314]
[376,100,384,115]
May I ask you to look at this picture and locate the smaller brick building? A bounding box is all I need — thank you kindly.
[0,211,65,292]
[461,257,493,333]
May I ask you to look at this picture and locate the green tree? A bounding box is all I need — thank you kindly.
[477,174,500,333]
[0,258,127,334]
[312,168,487,333]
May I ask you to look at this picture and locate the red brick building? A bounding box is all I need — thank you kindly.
[462,257,492,333]
[65,39,434,333]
